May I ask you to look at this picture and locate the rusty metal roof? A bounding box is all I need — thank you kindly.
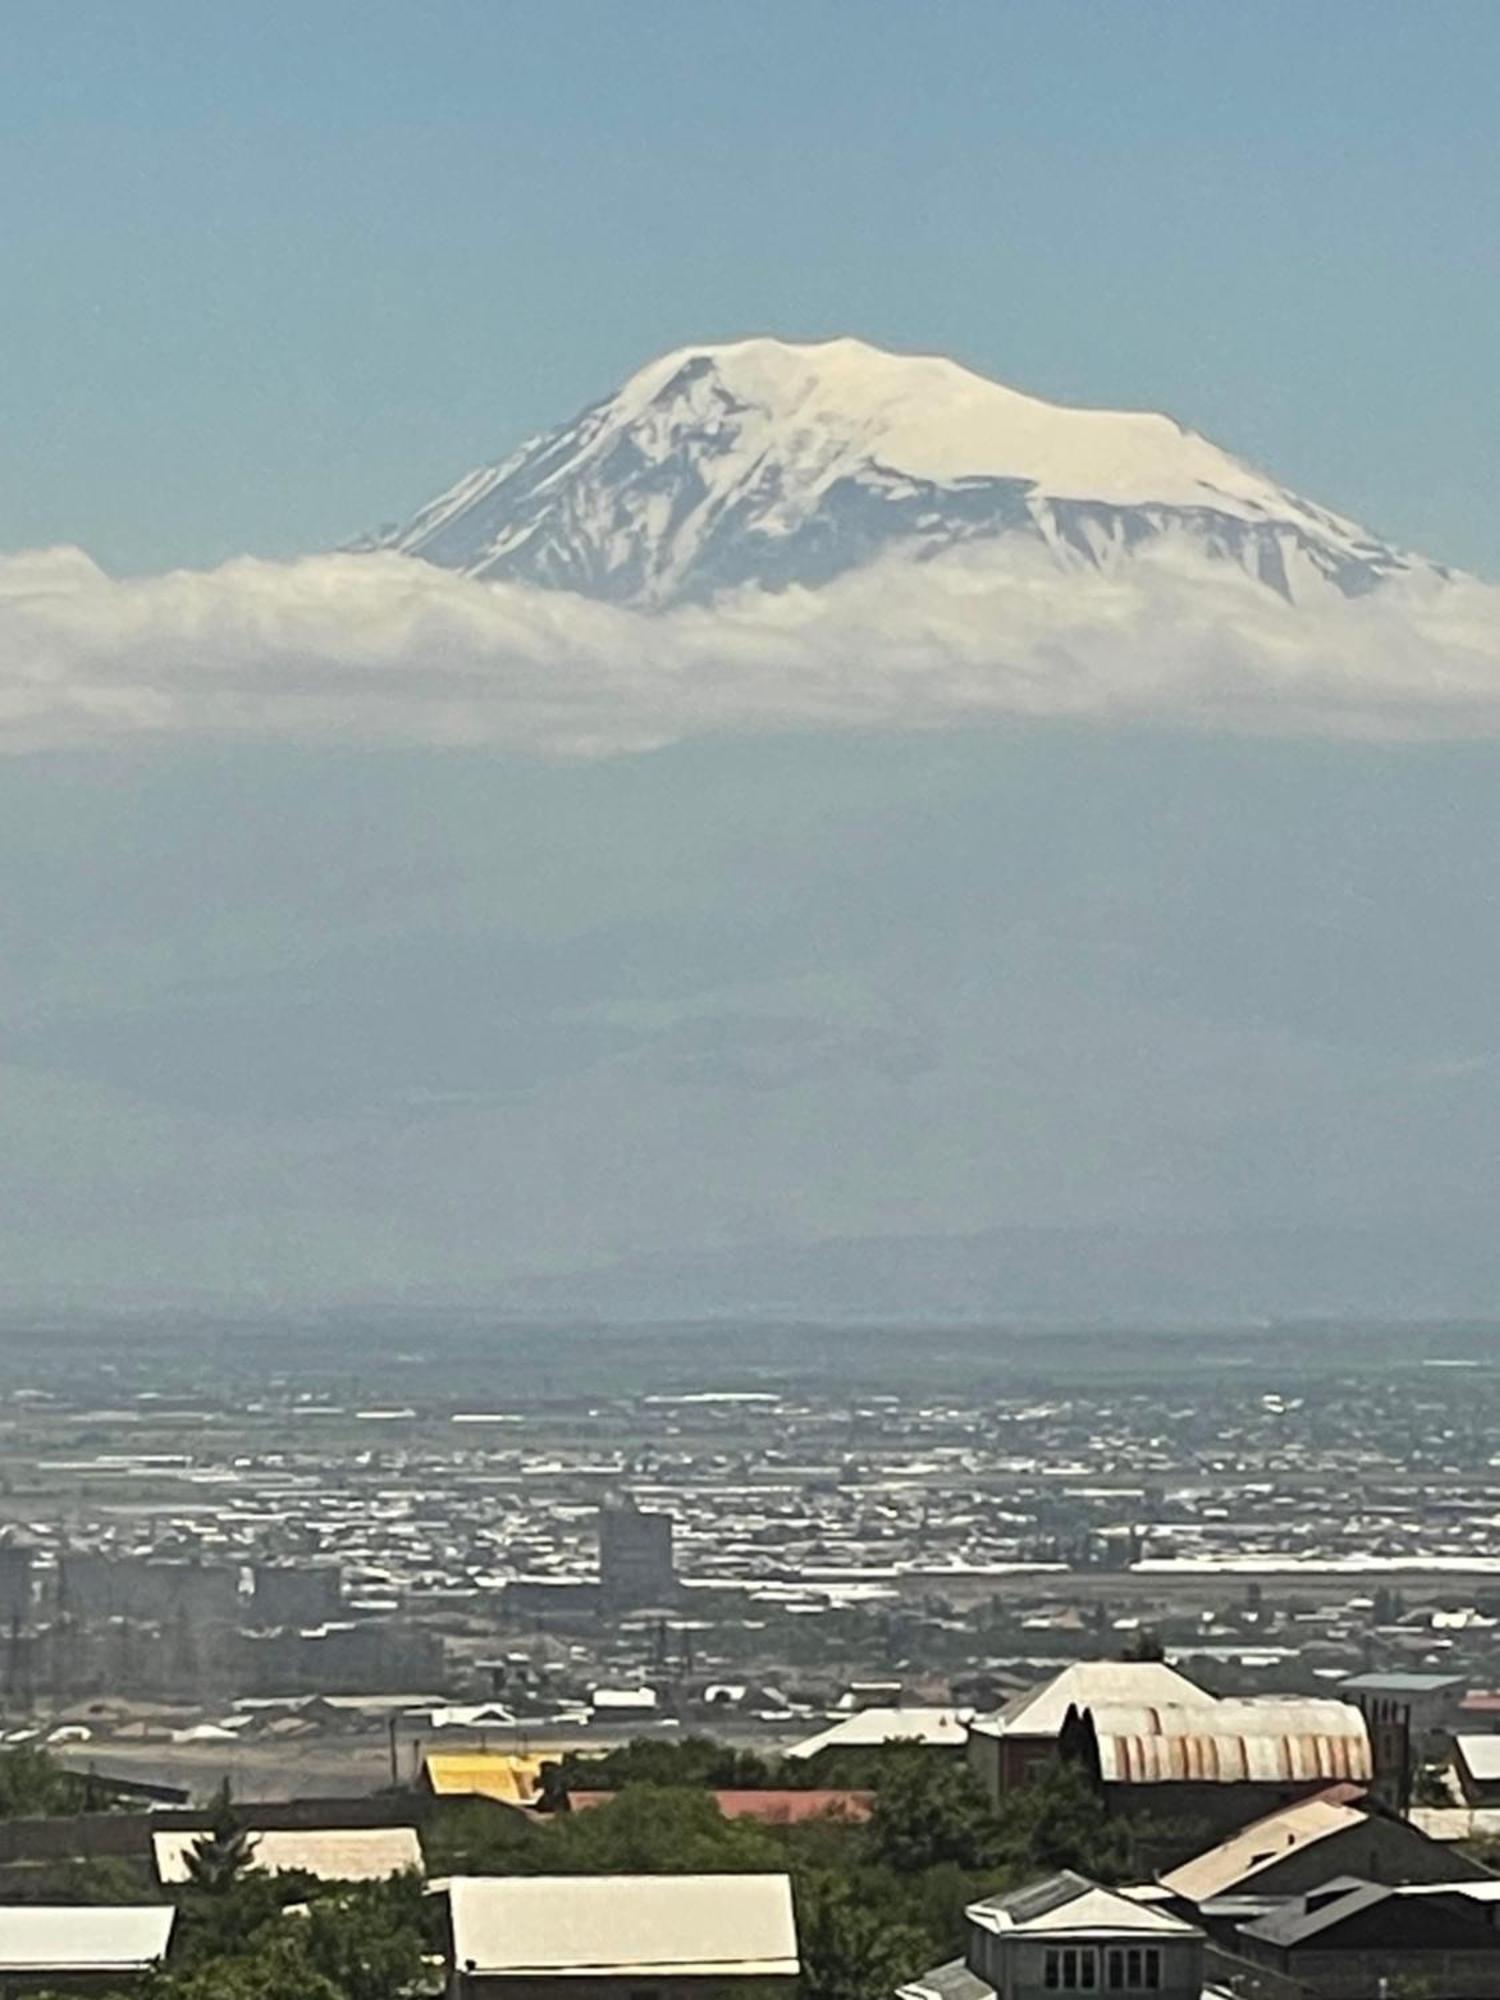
[1080,1698,1373,1787]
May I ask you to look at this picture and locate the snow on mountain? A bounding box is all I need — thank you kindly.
[358,335,1442,609]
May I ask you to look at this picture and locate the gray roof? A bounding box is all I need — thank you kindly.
[897,1958,995,2000]
[968,1873,1198,1938]
[1239,1879,1391,1949]
[1339,1672,1466,1695]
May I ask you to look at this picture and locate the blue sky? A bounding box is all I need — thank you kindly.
[2,0,1496,576]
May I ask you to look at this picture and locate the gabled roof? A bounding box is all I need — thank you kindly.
[970,1662,1212,1740]
[447,1874,799,1978]
[1159,1789,1371,1902]
[967,1872,1199,1938]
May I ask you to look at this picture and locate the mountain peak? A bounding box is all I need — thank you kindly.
[360,335,1434,608]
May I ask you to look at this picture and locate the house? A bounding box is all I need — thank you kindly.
[897,1871,1228,2000]
[1158,1786,1490,1907]
[1232,1877,1500,1997]
[445,1874,798,2000]
[1454,1735,1500,1806]
[0,1906,175,1993]
[967,1662,1214,1799]
[152,1824,423,1884]
[783,1706,972,1762]
[1060,1697,1373,1841]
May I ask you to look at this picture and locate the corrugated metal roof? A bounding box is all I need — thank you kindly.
[1083,1698,1372,1787]
[0,1906,175,1972]
[447,1873,799,1977]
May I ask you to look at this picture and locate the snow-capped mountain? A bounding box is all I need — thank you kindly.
[358,336,1440,608]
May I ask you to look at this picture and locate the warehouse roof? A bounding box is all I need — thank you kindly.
[1078,1697,1372,1786]
[0,1906,175,1973]
[446,1873,798,1978]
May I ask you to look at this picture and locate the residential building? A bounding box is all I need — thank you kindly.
[898,1871,1224,2000]
[1232,1877,1500,1998]
[1158,1786,1489,1907]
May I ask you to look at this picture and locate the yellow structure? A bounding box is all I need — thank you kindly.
[422,1752,553,1807]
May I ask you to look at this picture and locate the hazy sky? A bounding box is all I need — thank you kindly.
[3,0,1496,578]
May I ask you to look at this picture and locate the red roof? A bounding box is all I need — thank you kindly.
[567,1788,875,1824]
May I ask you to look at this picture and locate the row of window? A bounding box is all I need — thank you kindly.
[1042,1945,1162,1991]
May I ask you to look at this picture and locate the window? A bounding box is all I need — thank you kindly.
[1043,1948,1099,1991]
[1104,1947,1161,1991]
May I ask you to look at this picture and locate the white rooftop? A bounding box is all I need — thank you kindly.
[154,1826,422,1884]
[970,1882,1196,1939]
[448,1874,798,1978]
[0,1906,175,1972]
[785,1706,973,1759]
[1456,1735,1500,1782]
[971,1661,1212,1739]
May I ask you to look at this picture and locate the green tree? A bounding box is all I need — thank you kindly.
[539,1785,784,1874]
[556,1736,773,1792]
[0,1743,98,1819]
[796,1871,932,2000]
[867,1755,1005,1873]
[1006,1762,1126,1882]
[181,1781,258,1895]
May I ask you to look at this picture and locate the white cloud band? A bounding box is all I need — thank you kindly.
[0,539,1497,754]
